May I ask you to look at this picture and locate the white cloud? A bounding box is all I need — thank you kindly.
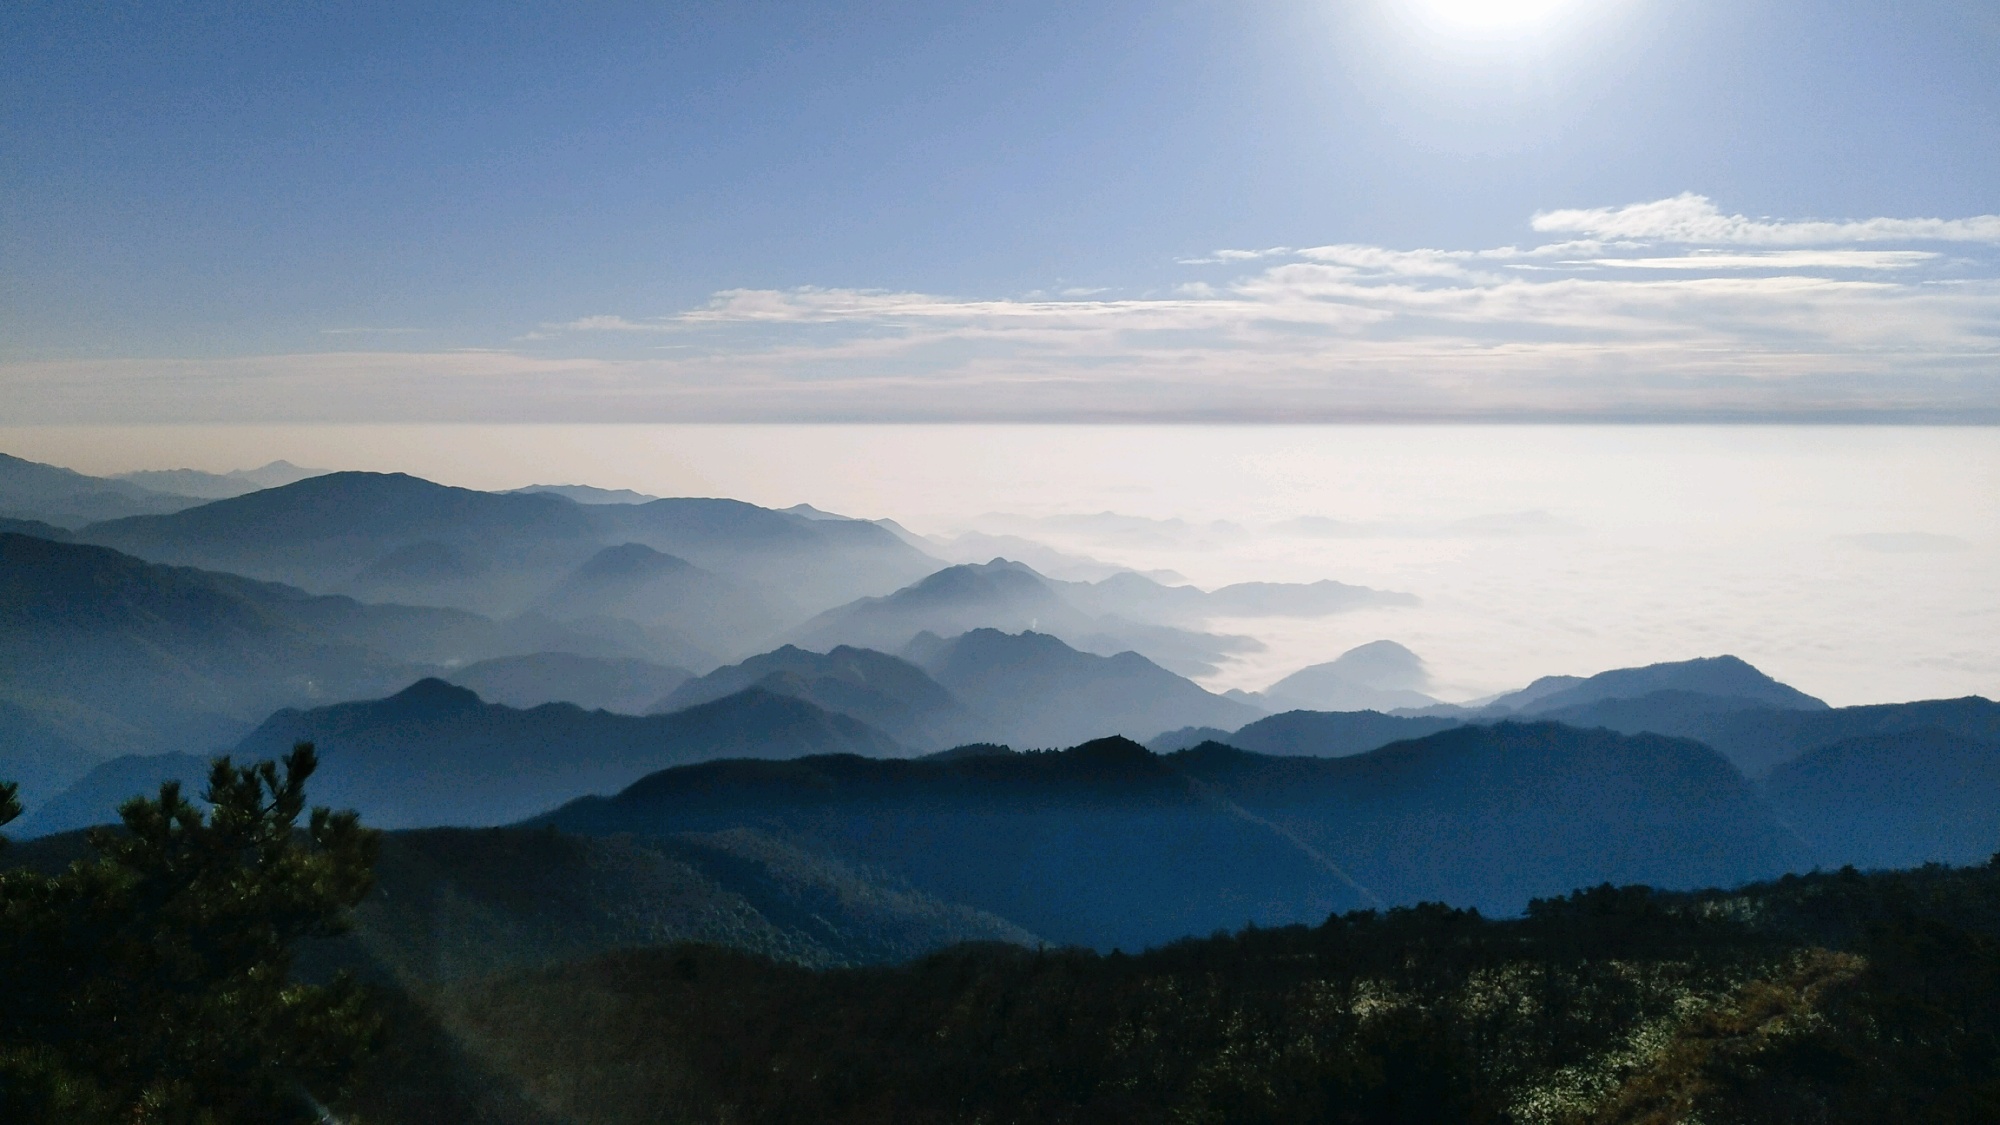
[10,195,2000,423]
[1532,193,2000,245]
[1568,250,1938,270]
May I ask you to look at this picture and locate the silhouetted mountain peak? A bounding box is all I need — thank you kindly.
[572,542,697,582]
[923,743,1015,761]
[1062,735,1155,768]
[387,677,487,715]
[901,559,1050,604]
[1492,655,1826,714]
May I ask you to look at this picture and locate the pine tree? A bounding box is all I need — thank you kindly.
[0,743,382,1124]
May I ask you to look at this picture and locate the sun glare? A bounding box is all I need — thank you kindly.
[1408,0,1580,33]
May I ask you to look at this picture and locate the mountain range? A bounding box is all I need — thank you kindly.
[0,451,202,526]
[4,450,1997,958]
[793,558,1412,678]
[0,531,675,800]
[540,722,1807,947]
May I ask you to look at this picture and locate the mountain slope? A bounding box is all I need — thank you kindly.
[1527,691,2000,777]
[1178,722,1807,914]
[215,680,907,829]
[112,461,324,500]
[543,721,1806,947]
[0,532,459,777]
[0,452,199,527]
[912,629,1262,747]
[1764,728,2000,868]
[80,471,603,612]
[1490,655,1828,715]
[80,474,937,642]
[535,542,779,642]
[588,497,939,619]
[1261,640,1439,712]
[443,653,692,713]
[541,737,1370,952]
[342,827,1037,983]
[652,645,978,750]
[1223,709,1464,758]
[791,559,1070,654]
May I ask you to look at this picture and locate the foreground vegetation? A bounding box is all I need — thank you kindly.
[4,748,1998,1124]
[362,859,2000,1125]
[0,746,380,1124]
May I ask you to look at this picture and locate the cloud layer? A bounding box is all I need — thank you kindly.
[7,195,1999,422]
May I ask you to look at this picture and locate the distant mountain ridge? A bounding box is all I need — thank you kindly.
[0,531,680,806]
[0,452,200,527]
[541,721,1806,946]
[543,736,1369,952]
[77,472,939,655]
[112,460,325,500]
[1483,655,1828,715]
[16,677,912,836]
[795,558,1411,678]
[909,628,1263,748]
[443,652,692,713]
[652,645,979,750]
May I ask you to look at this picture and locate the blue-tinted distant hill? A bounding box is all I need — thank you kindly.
[225,678,906,829]
[1522,690,2000,777]
[542,736,1369,952]
[1765,727,2000,868]
[535,542,783,644]
[1173,722,1806,915]
[0,451,200,527]
[1221,709,1464,758]
[795,558,1402,678]
[0,532,482,795]
[19,678,907,835]
[1485,655,1828,715]
[443,652,693,714]
[542,721,1805,947]
[111,460,324,500]
[78,472,937,645]
[791,559,1070,653]
[652,644,979,751]
[908,628,1263,748]
[589,497,937,617]
[0,532,672,806]
[79,471,603,611]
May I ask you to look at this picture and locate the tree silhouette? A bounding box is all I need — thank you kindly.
[0,743,381,1124]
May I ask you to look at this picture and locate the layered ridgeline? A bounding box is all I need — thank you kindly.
[63,468,1406,679]
[791,557,1414,678]
[0,523,543,798]
[1147,654,2000,871]
[21,628,1268,834]
[14,678,902,835]
[76,470,938,658]
[0,532,608,804]
[0,451,207,526]
[540,723,1805,948]
[654,629,1259,751]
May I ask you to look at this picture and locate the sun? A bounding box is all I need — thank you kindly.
[1407,0,1581,32]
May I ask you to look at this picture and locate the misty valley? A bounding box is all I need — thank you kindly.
[2,451,1998,1123]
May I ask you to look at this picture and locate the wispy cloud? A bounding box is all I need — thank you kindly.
[1532,192,2000,245]
[8,195,2000,423]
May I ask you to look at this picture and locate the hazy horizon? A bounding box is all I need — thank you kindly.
[7,422,1993,708]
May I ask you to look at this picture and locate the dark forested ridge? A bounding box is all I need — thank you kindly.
[541,723,1807,941]
[335,859,2000,1125]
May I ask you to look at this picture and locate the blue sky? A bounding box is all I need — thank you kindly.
[4,0,1999,420]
